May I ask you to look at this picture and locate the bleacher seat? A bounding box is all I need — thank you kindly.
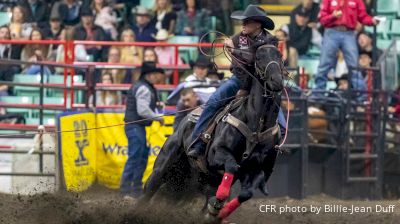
[13,74,42,96]
[377,39,393,50]
[0,96,34,117]
[25,117,56,126]
[169,36,199,63]
[140,0,155,9]
[298,59,320,76]
[389,19,400,37]
[364,20,391,39]
[0,12,11,27]
[377,0,400,18]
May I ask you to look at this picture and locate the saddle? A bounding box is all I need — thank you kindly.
[188,96,247,143]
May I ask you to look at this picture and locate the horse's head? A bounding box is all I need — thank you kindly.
[254,43,284,93]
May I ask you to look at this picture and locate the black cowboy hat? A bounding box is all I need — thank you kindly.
[334,74,348,85]
[80,7,93,17]
[207,67,224,80]
[189,55,211,68]
[231,5,275,30]
[140,61,165,78]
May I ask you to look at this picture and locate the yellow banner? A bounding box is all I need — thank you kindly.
[59,112,96,192]
[59,111,174,191]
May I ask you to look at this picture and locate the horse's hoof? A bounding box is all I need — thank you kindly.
[207,196,224,215]
[204,212,221,224]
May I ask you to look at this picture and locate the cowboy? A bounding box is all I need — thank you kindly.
[187,5,287,159]
[121,61,165,198]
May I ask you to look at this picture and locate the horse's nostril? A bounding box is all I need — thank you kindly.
[243,153,248,158]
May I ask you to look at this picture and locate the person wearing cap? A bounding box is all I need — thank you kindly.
[187,4,287,159]
[73,7,107,62]
[121,61,165,198]
[56,0,81,26]
[185,55,216,102]
[287,7,313,68]
[153,29,183,67]
[290,0,320,28]
[131,6,158,42]
[313,0,378,100]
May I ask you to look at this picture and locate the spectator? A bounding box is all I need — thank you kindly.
[92,71,121,106]
[121,61,165,199]
[90,0,118,40]
[290,0,320,27]
[131,6,157,42]
[287,8,313,67]
[0,26,19,96]
[185,55,210,82]
[173,87,203,130]
[313,0,378,100]
[143,47,158,62]
[17,0,49,28]
[21,28,52,75]
[44,13,64,60]
[206,66,224,83]
[9,5,33,40]
[152,0,177,34]
[357,31,382,59]
[21,27,50,62]
[175,0,210,37]
[359,50,372,69]
[0,25,21,60]
[73,7,108,62]
[389,86,400,118]
[275,28,289,66]
[185,55,216,102]
[153,29,183,67]
[335,74,349,91]
[56,0,81,26]
[55,27,88,73]
[43,13,64,40]
[106,46,132,84]
[119,28,143,64]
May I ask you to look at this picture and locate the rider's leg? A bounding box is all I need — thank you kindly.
[277,107,286,139]
[188,76,241,157]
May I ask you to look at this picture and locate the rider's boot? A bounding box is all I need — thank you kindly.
[187,139,207,159]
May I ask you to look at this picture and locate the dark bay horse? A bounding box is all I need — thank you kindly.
[143,43,285,223]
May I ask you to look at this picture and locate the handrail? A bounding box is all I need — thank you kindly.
[73,40,224,48]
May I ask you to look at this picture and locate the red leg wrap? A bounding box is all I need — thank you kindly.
[216,173,234,201]
[218,197,241,219]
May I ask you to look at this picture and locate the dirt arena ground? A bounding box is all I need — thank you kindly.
[0,185,399,224]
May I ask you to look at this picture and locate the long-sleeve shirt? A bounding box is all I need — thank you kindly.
[319,0,374,30]
[135,85,162,122]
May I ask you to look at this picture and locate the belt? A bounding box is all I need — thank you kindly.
[333,26,351,32]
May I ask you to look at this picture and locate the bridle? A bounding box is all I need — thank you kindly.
[254,44,284,98]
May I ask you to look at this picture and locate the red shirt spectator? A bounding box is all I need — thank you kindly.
[319,0,375,30]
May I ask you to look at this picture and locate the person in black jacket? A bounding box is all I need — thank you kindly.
[187,5,286,159]
[121,61,165,198]
[17,0,49,28]
[287,8,312,67]
[73,7,108,62]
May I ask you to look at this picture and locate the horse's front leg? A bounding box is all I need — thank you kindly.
[215,149,239,202]
[218,171,263,220]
